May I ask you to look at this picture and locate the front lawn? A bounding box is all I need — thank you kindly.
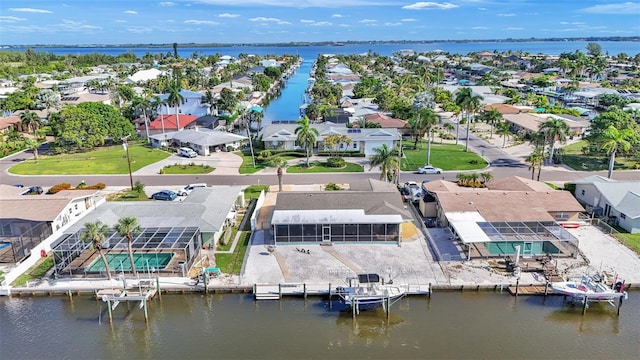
[400,141,488,171]
[561,141,638,171]
[614,233,640,254]
[244,185,269,200]
[287,160,364,173]
[9,144,170,175]
[236,151,301,174]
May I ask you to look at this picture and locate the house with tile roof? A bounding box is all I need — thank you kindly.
[149,128,246,155]
[157,89,209,117]
[138,114,198,135]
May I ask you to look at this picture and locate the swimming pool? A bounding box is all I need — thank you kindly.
[484,241,560,255]
[0,242,10,250]
[86,253,174,272]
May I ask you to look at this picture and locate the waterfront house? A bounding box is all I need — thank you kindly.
[0,185,104,264]
[50,186,244,278]
[126,68,163,83]
[572,176,640,233]
[157,89,209,118]
[138,114,198,135]
[261,122,401,156]
[271,179,412,245]
[421,176,584,259]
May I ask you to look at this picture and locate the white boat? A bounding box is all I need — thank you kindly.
[551,274,628,301]
[335,274,407,309]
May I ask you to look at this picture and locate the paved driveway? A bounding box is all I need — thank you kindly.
[133,151,243,175]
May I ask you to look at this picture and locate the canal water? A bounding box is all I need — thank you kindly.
[262,58,313,124]
[1,292,638,359]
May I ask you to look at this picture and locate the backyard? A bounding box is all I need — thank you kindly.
[615,233,640,254]
[9,144,170,175]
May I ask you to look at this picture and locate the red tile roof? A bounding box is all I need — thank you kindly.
[364,113,408,128]
[138,114,198,131]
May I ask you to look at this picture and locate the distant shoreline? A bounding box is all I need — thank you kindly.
[3,36,638,49]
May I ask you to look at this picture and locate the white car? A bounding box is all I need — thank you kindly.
[417,165,443,174]
[176,183,207,196]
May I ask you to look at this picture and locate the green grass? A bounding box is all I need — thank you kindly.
[161,163,214,174]
[287,161,364,173]
[400,141,488,171]
[236,151,300,174]
[107,189,150,202]
[244,185,269,200]
[9,144,171,175]
[561,141,638,171]
[614,233,640,254]
[12,257,54,287]
[215,231,251,274]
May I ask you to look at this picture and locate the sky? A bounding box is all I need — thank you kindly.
[1,0,639,45]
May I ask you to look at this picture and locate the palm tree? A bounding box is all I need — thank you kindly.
[132,96,152,143]
[526,148,544,181]
[295,116,319,167]
[80,221,112,280]
[538,117,570,165]
[116,217,141,276]
[267,156,288,192]
[418,108,441,165]
[455,87,483,151]
[369,144,399,184]
[443,122,455,135]
[496,122,511,147]
[479,172,494,184]
[19,110,42,136]
[166,84,184,131]
[601,125,633,179]
[151,96,166,139]
[201,90,216,115]
[23,137,39,161]
[408,113,428,150]
[482,108,502,139]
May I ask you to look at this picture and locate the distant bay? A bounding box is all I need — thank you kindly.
[5,41,639,58]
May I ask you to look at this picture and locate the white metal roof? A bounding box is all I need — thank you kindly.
[272,209,403,225]
[446,211,493,244]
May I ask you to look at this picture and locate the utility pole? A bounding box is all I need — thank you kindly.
[122,135,134,190]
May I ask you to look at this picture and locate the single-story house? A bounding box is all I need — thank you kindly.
[138,114,198,135]
[149,128,246,155]
[271,179,412,245]
[364,113,410,135]
[0,185,104,263]
[572,176,640,233]
[421,176,585,259]
[126,68,163,83]
[502,113,590,136]
[261,122,401,156]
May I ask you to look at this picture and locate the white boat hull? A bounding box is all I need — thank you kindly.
[551,275,627,301]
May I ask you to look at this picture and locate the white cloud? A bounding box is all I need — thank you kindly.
[194,0,390,8]
[310,21,332,26]
[505,27,523,30]
[580,2,640,15]
[127,26,153,33]
[124,10,138,14]
[472,26,487,29]
[115,20,127,23]
[218,13,240,18]
[401,18,417,22]
[359,19,377,23]
[59,19,102,31]
[497,13,516,17]
[0,16,27,22]
[185,20,220,25]
[478,7,486,11]
[159,1,176,6]
[384,22,402,26]
[331,14,343,18]
[300,19,315,23]
[402,2,458,10]
[249,17,282,22]
[560,21,585,25]
[9,8,53,14]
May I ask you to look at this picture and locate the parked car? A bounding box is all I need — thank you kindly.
[23,186,44,195]
[178,147,197,158]
[176,183,207,196]
[150,190,177,201]
[416,165,442,174]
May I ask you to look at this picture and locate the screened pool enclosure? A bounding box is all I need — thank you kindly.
[51,227,201,278]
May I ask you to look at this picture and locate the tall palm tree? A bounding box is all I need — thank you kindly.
[496,122,511,148]
[481,108,502,138]
[408,113,428,150]
[132,96,152,143]
[166,84,184,131]
[526,148,544,181]
[295,116,319,167]
[369,144,399,184]
[267,156,288,192]
[80,221,112,280]
[151,96,166,140]
[201,90,216,115]
[116,217,141,276]
[23,137,40,161]
[19,110,42,136]
[538,117,570,165]
[418,108,441,165]
[455,87,483,151]
[601,125,633,179]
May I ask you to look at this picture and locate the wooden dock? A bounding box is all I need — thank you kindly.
[507,284,555,296]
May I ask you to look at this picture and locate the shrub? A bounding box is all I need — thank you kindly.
[259,150,272,159]
[325,182,341,191]
[47,183,72,194]
[76,181,87,189]
[226,145,234,152]
[133,181,145,194]
[326,157,346,168]
[440,134,455,140]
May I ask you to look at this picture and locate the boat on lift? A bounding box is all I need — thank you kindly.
[551,273,628,302]
[335,273,407,309]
